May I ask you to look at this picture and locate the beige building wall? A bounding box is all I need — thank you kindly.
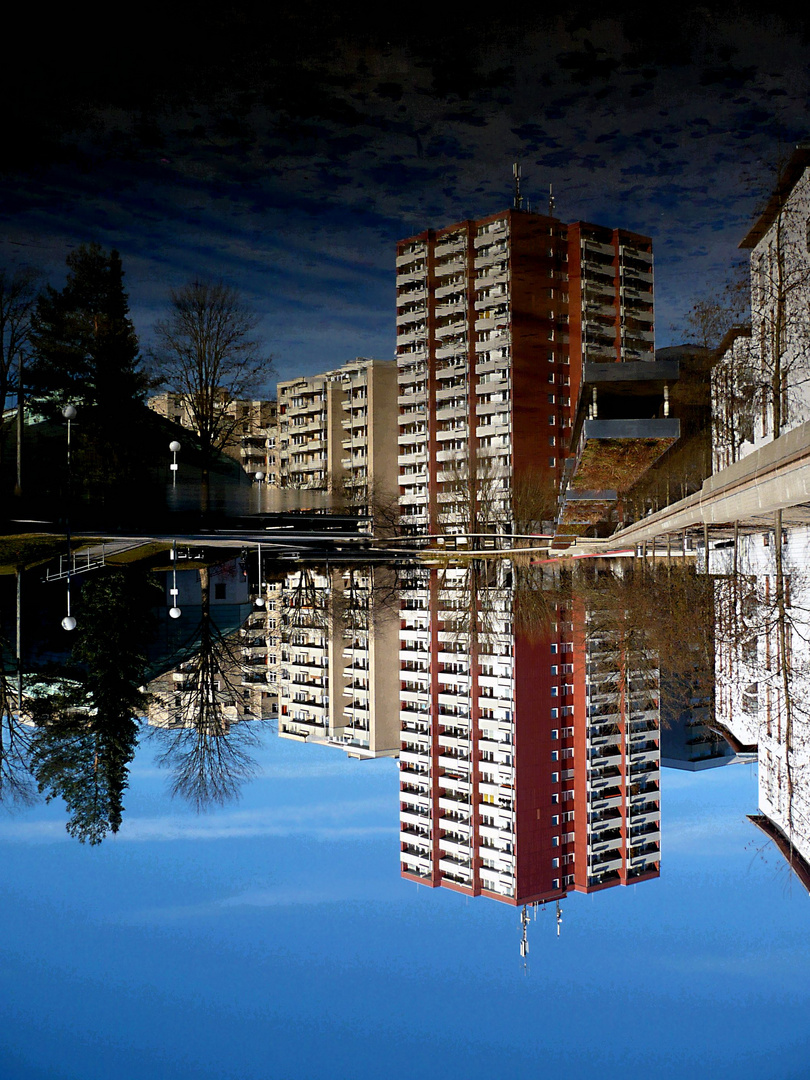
[147,392,279,481]
[276,359,397,509]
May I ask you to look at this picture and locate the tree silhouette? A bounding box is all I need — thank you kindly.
[150,567,263,810]
[28,244,146,419]
[152,280,271,508]
[30,567,157,844]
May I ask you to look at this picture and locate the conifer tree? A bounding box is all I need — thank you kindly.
[28,243,146,419]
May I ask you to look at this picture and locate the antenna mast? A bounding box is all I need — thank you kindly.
[548,183,556,218]
[513,162,523,211]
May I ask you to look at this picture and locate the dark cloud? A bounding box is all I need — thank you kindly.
[3,5,810,383]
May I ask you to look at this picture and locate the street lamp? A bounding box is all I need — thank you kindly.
[169,440,181,487]
[62,405,77,631]
[169,539,182,619]
[254,469,265,514]
[255,541,265,607]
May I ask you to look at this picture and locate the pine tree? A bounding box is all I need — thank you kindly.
[28,243,146,419]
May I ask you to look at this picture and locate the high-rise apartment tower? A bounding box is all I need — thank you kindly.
[396,210,654,535]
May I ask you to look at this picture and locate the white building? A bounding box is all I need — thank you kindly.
[710,525,810,883]
[730,144,810,460]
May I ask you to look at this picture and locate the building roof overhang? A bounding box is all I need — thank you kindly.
[739,144,810,250]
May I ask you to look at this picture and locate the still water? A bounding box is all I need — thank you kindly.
[0,541,808,1080]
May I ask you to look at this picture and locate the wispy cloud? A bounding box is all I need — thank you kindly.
[0,799,398,845]
[117,880,404,924]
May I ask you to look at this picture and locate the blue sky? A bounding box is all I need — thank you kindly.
[4,7,810,392]
[1,734,808,1080]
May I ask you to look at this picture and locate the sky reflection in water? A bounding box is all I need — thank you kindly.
[0,738,807,1080]
[0,555,808,1080]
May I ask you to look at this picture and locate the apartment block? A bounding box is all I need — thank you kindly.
[277,373,340,489]
[571,593,662,890]
[395,210,657,537]
[398,563,660,904]
[276,566,400,758]
[148,392,279,481]
[276,359,397,505]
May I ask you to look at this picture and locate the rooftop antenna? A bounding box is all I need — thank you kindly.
[549,183,556,218]
[556,899,563,937]
[520,905,530,967]
[513,162,523,211]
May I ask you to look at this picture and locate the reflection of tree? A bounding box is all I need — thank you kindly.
[280,567,330,640]
[0,632,35,806]
[30,567,157,843]
[715,519,810,858]
[31,705,134,843]
[438,453,557,541]
[152,567,262,810]
[331,477,402,538]
[571,559,714,720]
[434,555,560,654]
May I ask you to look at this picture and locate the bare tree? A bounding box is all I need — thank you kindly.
[742,154,810,443]
[153,280,272,499]
[0,266,40,472]
[331,475,402,538]
[679,262,750,350]
[0,639,36,807]
[150,568,263,810]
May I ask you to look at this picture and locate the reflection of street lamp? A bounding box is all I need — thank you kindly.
[62,405,77,631]
[169,440,181,487]
[255,541,265,607]
[63,404,76,445]
[62,598,76,632]
[169,539,182,619]
[254,470,264,514]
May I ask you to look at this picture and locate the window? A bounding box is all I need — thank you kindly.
[214,583,227,600]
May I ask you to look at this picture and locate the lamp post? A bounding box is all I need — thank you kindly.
[255,541,265,608]
[254,469,265,514]
[169,539,182,619]
[169,440,181,487]
[62,405,77,631]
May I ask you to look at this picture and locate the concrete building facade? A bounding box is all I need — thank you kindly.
[395,210,655,537]
[276,359,397,509]
[148,392,279,481]
[398,563,661,905]
[275,567,401,758]
[730,145,810,459]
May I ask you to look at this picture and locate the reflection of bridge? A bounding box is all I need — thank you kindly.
[577,418,810,552]
[44,540,153,581]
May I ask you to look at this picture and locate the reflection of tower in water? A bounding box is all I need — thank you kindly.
[398,560,661,945]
